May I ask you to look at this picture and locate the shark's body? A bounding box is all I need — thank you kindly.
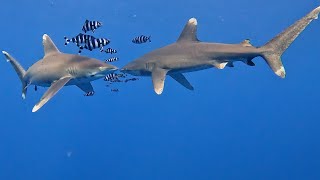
[121,6,320,94]
[3,34,118,112]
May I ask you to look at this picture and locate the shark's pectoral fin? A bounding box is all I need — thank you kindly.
[76,83,95,96]
[211,61,228,69]
[32,76,72,112]
[42,34,60,57]
[169,73,194,90]
[177,18,199,43]
[151,68,169,95]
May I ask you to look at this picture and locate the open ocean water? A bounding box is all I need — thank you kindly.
[0,0,319,179]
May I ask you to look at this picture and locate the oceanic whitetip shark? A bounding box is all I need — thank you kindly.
[2,34,118,112]
[121,6,320,95]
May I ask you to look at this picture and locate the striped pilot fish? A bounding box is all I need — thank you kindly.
[78,38,110,54]
[82,20,102,33]
[64,33,95,46]
[105,57,119,62]
[132,35,151,44]
[104,73,119,81]
[104,48,117,54]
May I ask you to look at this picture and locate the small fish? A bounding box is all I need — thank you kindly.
[111,88,119,92]
[132,35,151,44]
[104,48,117,54]
[124,78,139,83]
[104,73,118,81]
[82,20,102,33]
[78,38,110,53]
[116,73,127,78]
[105,57,119,62]
[84,91,95,96]
[64,33,95,46]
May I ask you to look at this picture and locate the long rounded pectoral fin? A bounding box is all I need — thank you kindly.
[151,68,168,95]
[32,76,72,112]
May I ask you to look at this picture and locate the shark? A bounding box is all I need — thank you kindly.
[121,6,320,95]
[2,34,118,112]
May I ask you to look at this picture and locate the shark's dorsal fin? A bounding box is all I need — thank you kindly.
[169,73,194,90]
[151,68,169,95]
[240,39,253,47]
[43,34,60,57]
[32,76,72,112]
[177,18,199,43]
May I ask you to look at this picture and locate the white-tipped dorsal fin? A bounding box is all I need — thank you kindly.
[177,18,199,43]
[43,34,60,57]
[240,39,253,47]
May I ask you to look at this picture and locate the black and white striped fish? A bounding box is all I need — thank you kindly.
[132,35,151,44]
[78,38,110,53]
[105,57,119,62]
[64,33,95,46]
[104,48,117,54]
[104,73,118,81]
[82,20,102,33]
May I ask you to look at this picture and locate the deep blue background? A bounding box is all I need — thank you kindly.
[0,0,319,179]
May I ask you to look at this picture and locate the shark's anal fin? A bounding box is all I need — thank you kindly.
[177,18,199,42]
[32,76,72,112]
[43,34,60,57]
[169,73,194,90]
[76,83,94,96]
[151,68,168,95]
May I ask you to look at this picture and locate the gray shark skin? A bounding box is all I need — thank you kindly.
[2,34,118,112]
[121,6,320,95]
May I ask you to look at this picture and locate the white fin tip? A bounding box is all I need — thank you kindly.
[43,34,49,40]
[276,66,286,78]
[32,105,40,113]
[188,18,197,25]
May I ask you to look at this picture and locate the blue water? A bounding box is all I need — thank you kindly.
[1,0,320,179]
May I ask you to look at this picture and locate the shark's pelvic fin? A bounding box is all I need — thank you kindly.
[151,68,168,95]
[240,39,253,47]
[260,6,320,78]
[43,34,60,57]
[177,18,199,43]
[2,51,28,99]
[32,76,72,112]
[76,83,94,95]
[169,73,194,90]
[226,62,235,67]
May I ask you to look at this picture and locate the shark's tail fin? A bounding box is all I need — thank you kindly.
[2,51,28,99]
[259,6,320,78]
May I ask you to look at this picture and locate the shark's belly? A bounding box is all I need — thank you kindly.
[161,57,213,74]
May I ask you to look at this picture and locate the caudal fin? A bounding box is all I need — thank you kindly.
[2,51,28,99]
[260,6,320,78]
[64,36,70,46]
